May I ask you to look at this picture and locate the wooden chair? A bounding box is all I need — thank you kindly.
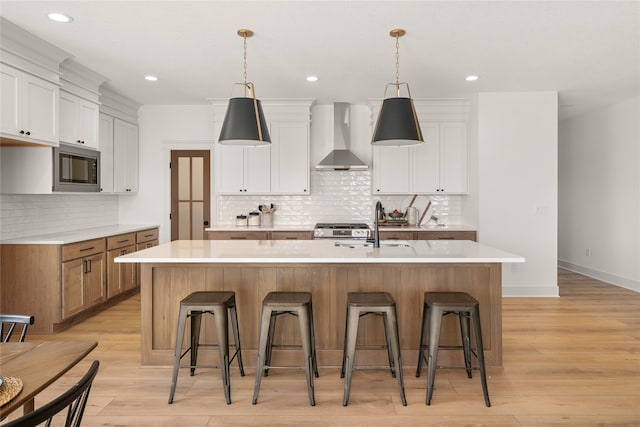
[4,360,99,427]
[0,314,35,342]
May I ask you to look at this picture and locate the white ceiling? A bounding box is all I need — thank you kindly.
[1,1,638,118]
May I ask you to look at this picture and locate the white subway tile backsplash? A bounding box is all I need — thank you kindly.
[0,194,119,240]
[217,171,464,226]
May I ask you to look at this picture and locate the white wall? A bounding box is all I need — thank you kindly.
[478,92,559,296]
[558,96,640,291]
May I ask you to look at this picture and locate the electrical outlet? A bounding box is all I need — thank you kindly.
[586,248,591,257]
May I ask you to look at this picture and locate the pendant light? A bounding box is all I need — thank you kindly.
[218,29,271,146]
[371,29,423,146]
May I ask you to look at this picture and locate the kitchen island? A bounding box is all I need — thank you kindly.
[116,239,523,368]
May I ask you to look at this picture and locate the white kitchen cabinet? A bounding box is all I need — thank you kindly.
[98,113,114,193]
[270,121,309,194]
[216,144,271,194]
[0,63,58,145]
[212,99,312,196]
[373,121,468,194]
[59,90,99,149]
[372,146,410,194]
[112,118,139,193]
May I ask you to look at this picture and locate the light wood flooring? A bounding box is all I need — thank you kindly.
[4,269,640,426]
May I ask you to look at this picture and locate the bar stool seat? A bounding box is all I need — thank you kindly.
[416,291,491,407]
[253,291,319,406]
[168,291,244,405]
[341,292,406,406]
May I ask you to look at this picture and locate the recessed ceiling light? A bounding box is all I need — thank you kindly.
[47,13,73,23]
[465,75,479,81]
[145,75,159,82]
[306,75,319,82]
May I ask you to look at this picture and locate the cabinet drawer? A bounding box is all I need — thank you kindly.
[379,230,415,240]
[62,238,106,262]
[107,233,136,250]
[270,231,312,240]
[207,231,269,240]
[137,239,159,251]
[136,228,159,244]
[415,231,477,241]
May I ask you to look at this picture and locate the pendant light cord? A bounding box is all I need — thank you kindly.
[395,32,400,97]
[242,33,248,96]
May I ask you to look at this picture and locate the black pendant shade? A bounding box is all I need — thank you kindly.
[371,97,423,146]
[218,97,271,146]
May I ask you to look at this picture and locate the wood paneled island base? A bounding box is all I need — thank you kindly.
[139,262,503,368]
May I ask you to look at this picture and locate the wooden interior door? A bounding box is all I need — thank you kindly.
[170,150,210,241]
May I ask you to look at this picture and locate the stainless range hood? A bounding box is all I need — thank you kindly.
[315,103,368,170]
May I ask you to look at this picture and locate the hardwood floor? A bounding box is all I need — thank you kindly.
[5,269,640,426]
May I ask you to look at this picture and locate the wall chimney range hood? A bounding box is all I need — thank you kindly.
[315,103,368,171]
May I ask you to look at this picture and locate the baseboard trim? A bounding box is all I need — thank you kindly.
[558,260,640,293]
[503,284,559,297]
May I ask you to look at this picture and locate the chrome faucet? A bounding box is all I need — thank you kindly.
[373,201,382,248]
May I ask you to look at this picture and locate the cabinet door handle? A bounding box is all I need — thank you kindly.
[118,239,129,243]
[229,237,246,240]
[146,243,152,248]
[144,234,154,238]
[83,259,88,274]
[285,237,297,240]
[25,131,31,136]
[438,237,454,240]
[86,259,92,273]
[19,130,25,134]
[80,246,95,252]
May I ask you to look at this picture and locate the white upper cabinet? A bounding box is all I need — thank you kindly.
[98,86,141,194]
[270,121,309,194]
[59,91,99,149]
[113,118,139,193]
[371,100,470,195]
[0,63,59,145]
[98,113,114,193]
[213,99,312,195]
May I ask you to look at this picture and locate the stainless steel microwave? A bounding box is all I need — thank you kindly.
[53,144,101,192]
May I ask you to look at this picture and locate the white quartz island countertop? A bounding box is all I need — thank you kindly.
[116,239,525,264]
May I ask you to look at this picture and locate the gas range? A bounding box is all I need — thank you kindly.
[313,223,371,240]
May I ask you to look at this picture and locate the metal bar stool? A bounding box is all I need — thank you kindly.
[341,292,406,406]
[168,291,244,405]
[252,291,319,406]
[416,291,490,407]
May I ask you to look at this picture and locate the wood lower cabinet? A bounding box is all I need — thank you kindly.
[61,239,106,320]
[107,233,136,298]
[380,229,477,241]
[207,230,270,240]
[270,231,312,240]
[1,227,158,334]
[136,228,159,250]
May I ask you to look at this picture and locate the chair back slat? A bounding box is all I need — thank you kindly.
[4,360,100,427]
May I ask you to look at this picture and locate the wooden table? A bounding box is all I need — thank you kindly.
[0,340,98,418]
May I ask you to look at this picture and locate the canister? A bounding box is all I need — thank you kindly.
[407,206,418,225]
[235,214,247,226]
[248,211,260,227]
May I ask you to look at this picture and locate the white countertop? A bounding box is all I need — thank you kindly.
[205,224,477,232]
[0,224,159,245]
[115,239,524,264]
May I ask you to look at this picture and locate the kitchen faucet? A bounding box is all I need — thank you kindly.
[373,201,382,248]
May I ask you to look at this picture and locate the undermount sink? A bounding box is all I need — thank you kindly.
[334,240,412,248]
